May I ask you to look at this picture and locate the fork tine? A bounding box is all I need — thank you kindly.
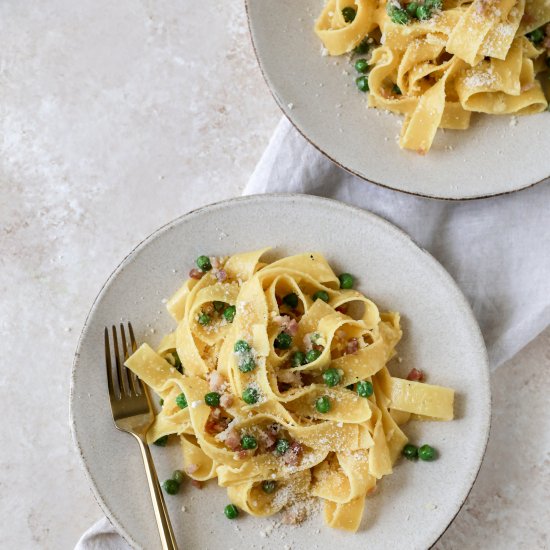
[104,327,116,399]
[120,323,137,396]
[128,322,138,353]
[127,322,142,395]
[111,325,128,397]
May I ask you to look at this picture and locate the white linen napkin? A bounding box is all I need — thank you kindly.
[75,517,132,550]
[76,117,549,549]
[243,117,550,370]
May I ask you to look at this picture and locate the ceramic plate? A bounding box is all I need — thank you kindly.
[246,0,550,200]
[70,194,490,549]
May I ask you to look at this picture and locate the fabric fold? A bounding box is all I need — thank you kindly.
[244,117,550,369]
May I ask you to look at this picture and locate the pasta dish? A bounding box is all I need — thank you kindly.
[314,0,550,153]
[125,249,455,531]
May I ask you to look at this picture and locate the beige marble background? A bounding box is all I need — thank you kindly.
[0,1,548,549]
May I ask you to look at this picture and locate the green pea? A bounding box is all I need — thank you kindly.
[323,368,342,387]
[159,398,164,406]
[338,273,354,289]
[315,395,331,414]
[204,392,221,407]
[224,504,239,519]
[392,84,402,95]
[223,305,236,323]
[275,438,290,455]
[353,38,369,54]
[242,387,259,405]
[176,393,188,409]
[387,5,410,25]
[239,357,256,373]
[354,59,369,74]
[356,380,373,398]
[172,470,185,484]
[291,351,306,367]
[305,349,322,363]
[241,435,257,450]
[416,5,431,20]
[356,75,369,92]
[198,312,211,326]
[196,255,212,272]
[418,444,437,461]
[262,480,277,494]
[402,444,418,460]
[153,435,169,447]
[312,290,329,302]
[213,300,225,312]
[162,479,180,495]
[342,6,356,22]
[282,292,299,308]
[172,352,183,373]
[527,28,544,44]
[234,340,251,353]
[406,2,418,16]
[274,332,292,350]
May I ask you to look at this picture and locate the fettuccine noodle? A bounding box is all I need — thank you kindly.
[125,249,454,531]
[315,0,550,153]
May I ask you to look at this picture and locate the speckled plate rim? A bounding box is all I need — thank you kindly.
[244,0,549,201]
[70,194,491,549]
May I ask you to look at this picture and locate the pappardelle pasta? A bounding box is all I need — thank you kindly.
[315,0,550,153]
[125,250,455,531]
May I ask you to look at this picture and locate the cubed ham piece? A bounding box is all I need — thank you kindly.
[274,316,298,335]
[264,434,277,452]
[189,268,204,280]
[208,371,226,392]
[258,430,277,452]
[282,441,303,466]
[286,319,298,336]
[190,479,203,489]
[277,368,302,388]
[205,408,229,435]
[303,334,313,352]
[346,338,359,355]
[219,393,234,409]
[406,368,424,382]
[215,269,227,282]
[274,315,291,327]
[224,429,242,451]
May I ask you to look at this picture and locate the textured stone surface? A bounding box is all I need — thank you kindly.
[0,1,547,549]
[435,330,550,550]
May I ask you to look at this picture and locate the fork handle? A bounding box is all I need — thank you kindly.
[136,436,179,550]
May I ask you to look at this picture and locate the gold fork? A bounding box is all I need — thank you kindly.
[105,322,178,550]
